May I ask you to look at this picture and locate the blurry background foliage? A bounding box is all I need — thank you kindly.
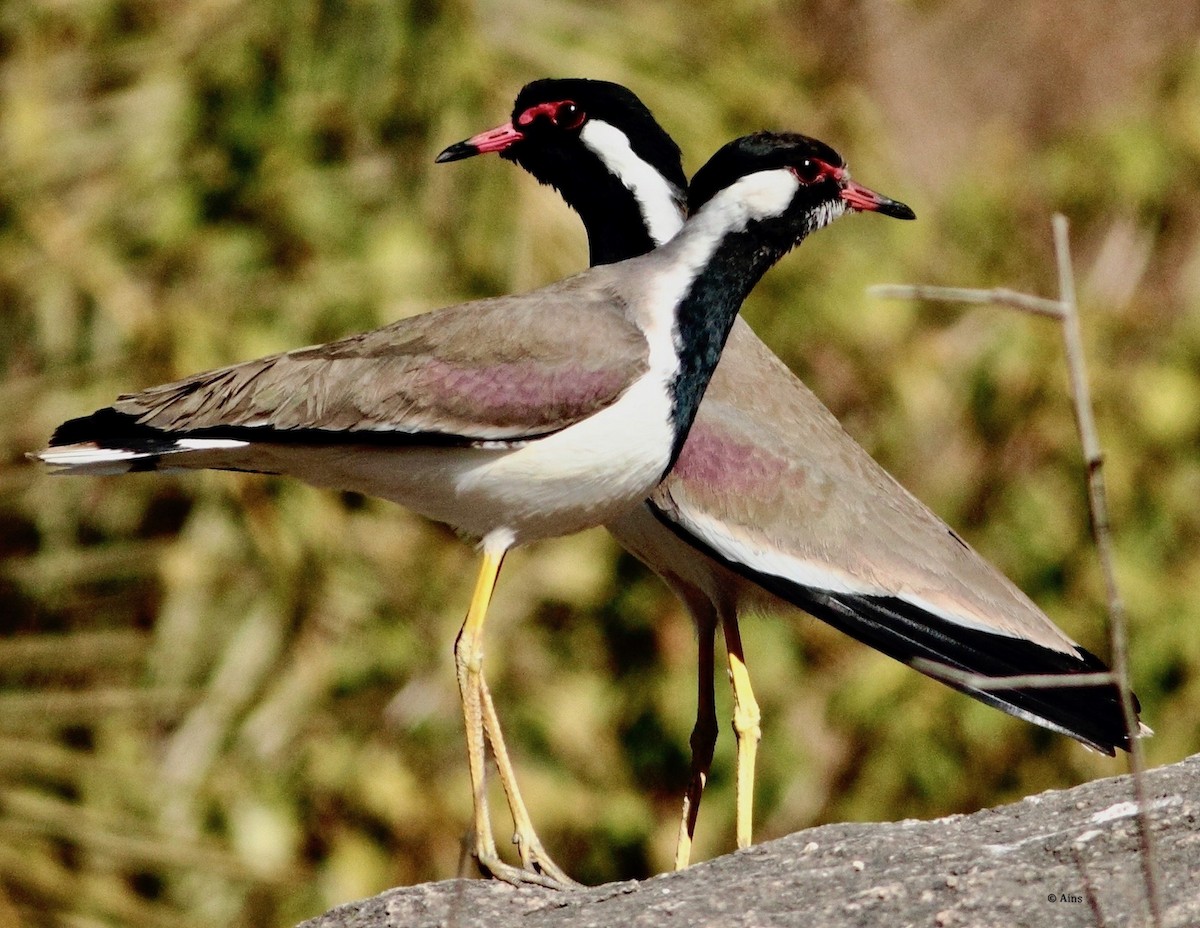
[1,0,1199,925]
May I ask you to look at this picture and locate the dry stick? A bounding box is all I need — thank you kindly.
[870,214,1162,928]
[869,284,1066,320]
[1071,844,1110,928]
[1050,215,1162,928]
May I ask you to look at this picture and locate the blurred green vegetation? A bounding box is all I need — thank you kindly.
[2,0,1199,925]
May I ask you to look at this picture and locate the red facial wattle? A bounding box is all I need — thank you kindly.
[517,100,585,130]
[517,101,562,126]
[463,122,526,154]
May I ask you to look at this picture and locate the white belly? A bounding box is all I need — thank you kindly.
[186,372,676,545]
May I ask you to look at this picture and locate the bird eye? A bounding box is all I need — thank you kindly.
[792,159,824,184]
[553,101,585,130]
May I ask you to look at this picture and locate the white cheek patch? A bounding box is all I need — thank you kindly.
[700,169,801,227]
[579,120,685,245]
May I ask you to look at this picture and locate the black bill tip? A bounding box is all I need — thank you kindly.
[435,141,478,164]
[841,179,916,220]
[878,198,916,221]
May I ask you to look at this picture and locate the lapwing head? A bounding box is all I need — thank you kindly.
[437,79,685,192]
[436,80,688,262]
[687,131,914,247]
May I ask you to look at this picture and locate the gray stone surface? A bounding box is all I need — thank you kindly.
[299,754,1200,928]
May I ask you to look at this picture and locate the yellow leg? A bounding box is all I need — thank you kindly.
[478,678,578,887]
[454,544,575,889]
[454,548,504,877]
[674,613,717,870]
[722,616,760,850]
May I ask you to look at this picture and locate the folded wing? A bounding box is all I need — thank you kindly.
[649,319,1135,754]
[44,276,650,471]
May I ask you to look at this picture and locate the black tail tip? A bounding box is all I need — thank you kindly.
[49,407,154,448]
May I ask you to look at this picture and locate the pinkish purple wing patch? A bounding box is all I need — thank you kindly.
[411,359,632,431]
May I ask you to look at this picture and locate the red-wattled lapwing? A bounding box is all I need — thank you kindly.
[34,130,914,887]
[438,79,1144,869]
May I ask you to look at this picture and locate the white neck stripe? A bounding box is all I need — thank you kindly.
[579,120,685,245]
[694,169,800,228]
[657,169,801,274]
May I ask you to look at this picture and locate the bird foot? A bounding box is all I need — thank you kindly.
[476,846,579,890]
[511,831,580,888]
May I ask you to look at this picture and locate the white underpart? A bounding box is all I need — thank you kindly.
[176,438,250,451]
[449,369,676,541]
[675,504,1037,642]
[481,526,516,557]
[434,174,809,542]
[437,158,743,541]
[579,120,685,246]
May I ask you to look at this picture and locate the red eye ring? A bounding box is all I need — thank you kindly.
[788,158,845,185]
[552,101,585,130]
[515,100,586,130]
[791,159,823,184]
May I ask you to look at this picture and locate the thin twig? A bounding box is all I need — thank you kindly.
[1051,216,1162,928]
[867,284,1065,319]
[1071,844,1110,928]
[874,215,1162,928]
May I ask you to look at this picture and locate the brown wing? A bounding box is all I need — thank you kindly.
[645,319,1135,753]
[651,317,1077,651]
[114,274,649,444]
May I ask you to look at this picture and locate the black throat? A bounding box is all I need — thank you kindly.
[577,185,660,266]
[667,217,799,468]
[511,147,669,266]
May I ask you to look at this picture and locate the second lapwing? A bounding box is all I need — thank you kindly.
[439,78,1142,870]
[36,129,914,886]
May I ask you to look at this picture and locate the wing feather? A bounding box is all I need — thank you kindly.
[647,320,1134,752]
[74,275,650,448]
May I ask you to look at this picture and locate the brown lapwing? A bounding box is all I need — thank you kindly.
[34,130,915,887]
[438,79,1144,869]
